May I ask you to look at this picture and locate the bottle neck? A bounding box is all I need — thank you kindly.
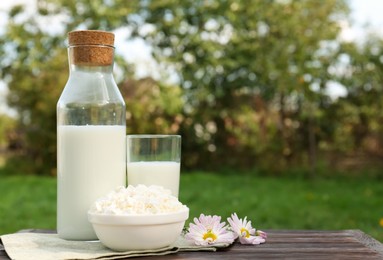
[59,47,124,126]
[69,64,113,74]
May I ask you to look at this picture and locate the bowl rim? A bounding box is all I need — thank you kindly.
[88,207,189,225]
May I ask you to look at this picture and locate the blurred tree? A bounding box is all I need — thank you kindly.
[0,1,182,174]
[120,77,184,135]
[133,0,349,170]
[0,5,67,174]
[2,0,383,176]
[0,114,16,149]
[327,38,383,165]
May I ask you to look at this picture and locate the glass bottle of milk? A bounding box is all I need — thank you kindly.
[57,30,126,240]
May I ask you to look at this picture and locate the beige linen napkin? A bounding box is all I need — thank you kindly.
[0,232,231,260]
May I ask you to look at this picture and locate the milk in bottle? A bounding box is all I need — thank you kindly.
[57,30,126,240]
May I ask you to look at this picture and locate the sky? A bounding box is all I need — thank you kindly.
[343,0,383,40]
[1,0,383,115]
[351,0,383,29]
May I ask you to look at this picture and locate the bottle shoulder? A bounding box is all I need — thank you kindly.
[58,70,125,106]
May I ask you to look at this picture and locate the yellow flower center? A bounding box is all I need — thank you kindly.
[203,229,217,242]
[240,228,250,238]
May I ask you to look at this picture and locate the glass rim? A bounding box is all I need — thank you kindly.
[127,134,181,139]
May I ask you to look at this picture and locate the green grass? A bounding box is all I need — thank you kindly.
[0,176,56,232]
[0,173,382,242]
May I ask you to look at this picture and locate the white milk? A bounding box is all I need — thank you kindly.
[57,125,126,240]
[127,161,180,197]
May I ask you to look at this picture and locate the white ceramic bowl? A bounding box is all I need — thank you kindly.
[88,208,189,251]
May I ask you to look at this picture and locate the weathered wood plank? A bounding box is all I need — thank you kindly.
[348,229,383,256]
[0,229,382,260]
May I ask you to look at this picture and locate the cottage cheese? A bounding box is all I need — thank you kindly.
[89,185,188,215]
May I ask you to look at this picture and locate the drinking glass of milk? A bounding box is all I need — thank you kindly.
[127,135,181,197]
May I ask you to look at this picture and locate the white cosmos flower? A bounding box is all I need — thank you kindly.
[185,214,235,246]
[227,213,267,245]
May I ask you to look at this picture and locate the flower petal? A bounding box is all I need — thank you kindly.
[239,235,266,245]
[256,230,267,239]
[185,213,235,245]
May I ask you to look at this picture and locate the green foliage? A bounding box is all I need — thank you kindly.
[0,5,69,174]
[0,115,16,149]
[120,78,184,134]
[332,39,383,157]
[0,0,182,174]
[0,0,383,175]
[133,0,350,169]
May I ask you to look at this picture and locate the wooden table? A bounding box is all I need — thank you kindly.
[1,229,383,259]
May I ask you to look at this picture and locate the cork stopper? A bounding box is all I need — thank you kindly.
[68,30,114,46]
[68,30,115,66]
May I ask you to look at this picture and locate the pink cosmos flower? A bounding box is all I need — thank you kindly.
[227,213,267,245]
[185,214,235,246]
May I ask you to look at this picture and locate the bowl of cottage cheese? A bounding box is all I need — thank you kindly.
[88,185,189,251]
